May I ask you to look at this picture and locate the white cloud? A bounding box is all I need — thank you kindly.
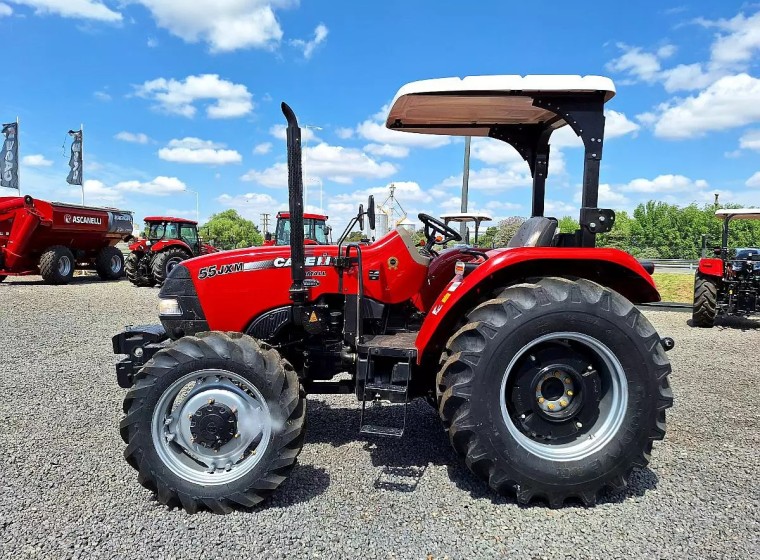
[135,74,254,119]
[217,192,284,222]
[605,110,641,138]
[739,130,760,151]
[335,127,354,139]
[114,131,150,144]
[606,43,671,83]
[544,200,577,214]
[0,3,12,16]
[470,138,523,165]
[746,172,760,188]
[290,23,328,59]
[146,37,158,48]
[242,142,397,186]
[619,174,709,193]
[698,11,760,69]
[269,124,319,142]
[253,142,272,154]
[22,154,52,167]
[115,176,188,196]
[650,74,760,138]
[363,143,410,158]
[439,166,533,191]
[130,0,292,53]
[597,184,630,206]
[158,137,242,164]
[9,0,121,21]
[83,179,123,204]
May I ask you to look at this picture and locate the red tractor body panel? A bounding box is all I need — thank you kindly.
[413,247,659,363]
[0,196,132,275]
[697,258,724,277]
[180,230,429,332]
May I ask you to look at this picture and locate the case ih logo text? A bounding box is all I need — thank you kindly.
[64,214,102,225]
[274,256,333,267]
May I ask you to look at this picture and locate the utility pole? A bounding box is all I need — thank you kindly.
[261,213,270,235]
[460,136,471,240]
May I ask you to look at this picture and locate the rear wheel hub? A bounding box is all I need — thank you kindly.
[190,402,237,450]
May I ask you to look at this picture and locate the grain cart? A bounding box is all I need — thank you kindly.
[692,208,760,327]
[0,195,132,284]
[112,75,674,513]
[125,216,218,287]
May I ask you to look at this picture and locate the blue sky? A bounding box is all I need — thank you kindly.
[1,0,759,233]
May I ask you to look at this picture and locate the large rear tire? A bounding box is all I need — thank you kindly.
[95,246,124,280]
[693,274,718,328]
[39,245,76,285]
[120,332,306,513]
[437,277,673,507]
[152,247,190,286]
[125,252,155,287]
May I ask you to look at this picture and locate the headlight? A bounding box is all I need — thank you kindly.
[159,298,182,316]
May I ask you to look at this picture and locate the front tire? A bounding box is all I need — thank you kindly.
[152,247,190,286]
[39,245,76,285]
[437,277,673,507]
[120,332,306,513]
[95,246,124,280]
[125,252,155,287]
[693,274,718,328]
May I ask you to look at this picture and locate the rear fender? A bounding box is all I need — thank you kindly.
[152,239,192,255]
[698,258,724,278]
[414,247,660,365]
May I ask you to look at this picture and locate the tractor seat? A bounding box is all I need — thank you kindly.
[507,217,558,247]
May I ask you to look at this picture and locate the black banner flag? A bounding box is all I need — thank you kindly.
[66,129,83,186]
[1,122,19,190]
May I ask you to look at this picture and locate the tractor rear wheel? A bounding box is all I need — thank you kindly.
[39,245,76,285]
[95,246,125,280]
[125,253,155,287]
[437,277,673,507]
[693,274,718,328]
[152,247,190,286]
[120,332,306,513]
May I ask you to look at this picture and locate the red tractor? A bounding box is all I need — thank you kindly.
[693,208,760,327]
[125,216,218,287]
[0,195,132,284]
[113,76,674,513]
[263,211,330,246]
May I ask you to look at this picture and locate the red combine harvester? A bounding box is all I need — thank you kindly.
[0,195,132,284]
[126,216,218,288]
[113,76,674,513]
[264,211,330,246]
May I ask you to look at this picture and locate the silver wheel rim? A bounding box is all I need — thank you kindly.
[499,332,628,462]
[110,255,122,273]
[58,256,72,276]
[151,369,273,485]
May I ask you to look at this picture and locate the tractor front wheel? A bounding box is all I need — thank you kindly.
[95,246,125,280]
[152,247,190,286]
[692,274,718,328]
[125,253,155,287]
[120,332,306,513]
[39,245,76,285]
[437,277,673,507]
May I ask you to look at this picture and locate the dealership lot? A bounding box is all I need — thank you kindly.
[1,276,758,559]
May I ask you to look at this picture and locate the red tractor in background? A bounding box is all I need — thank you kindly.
[113,76,674,514]
[125,216,218,287]
[263,210,330,246]
[693,208,760,327]
[0,195,132,284]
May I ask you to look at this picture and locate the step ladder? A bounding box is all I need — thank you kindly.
[358,334,416,438]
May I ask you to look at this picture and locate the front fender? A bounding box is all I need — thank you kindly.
[698,258,723,277]
[414,247,660,365]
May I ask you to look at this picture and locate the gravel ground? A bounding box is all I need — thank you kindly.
[1,275,759,559]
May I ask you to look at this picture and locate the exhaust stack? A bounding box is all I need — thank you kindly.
[281,102,308,305]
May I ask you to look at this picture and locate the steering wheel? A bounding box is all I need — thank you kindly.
[418,213,462,253]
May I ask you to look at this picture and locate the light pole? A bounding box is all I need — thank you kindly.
[185,188,199,223]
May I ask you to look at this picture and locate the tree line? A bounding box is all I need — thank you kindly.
[478,201,760,259]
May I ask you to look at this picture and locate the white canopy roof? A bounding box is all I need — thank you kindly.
[440,212,493,223]
[386,75,616,137]
[715,208,760,220]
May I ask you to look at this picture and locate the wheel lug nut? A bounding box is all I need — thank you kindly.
[565,378,572,384]
[567,390,573,396]
[548,403,556,410]
[576,422,583,428]
[538,397,545,404]
[208,398,215,405]
[560,399,567,407]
